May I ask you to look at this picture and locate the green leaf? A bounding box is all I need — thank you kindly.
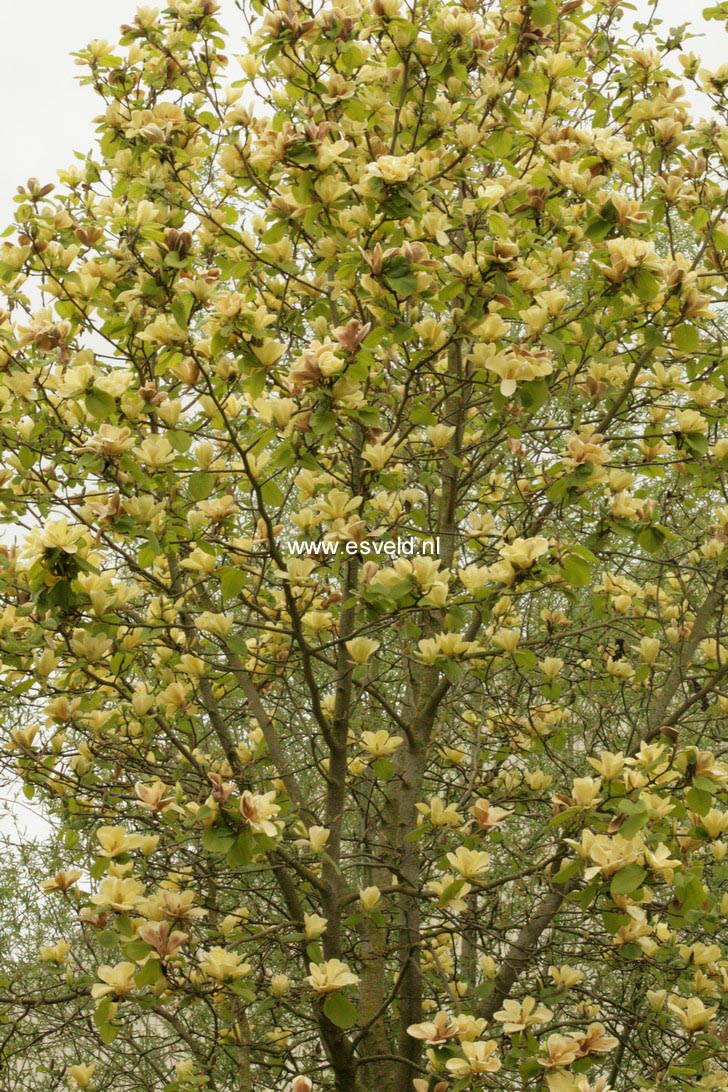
[553,859,581,884]
[633,269,661,302]
[323,993,358,1030]
[530,0,558,26]
[638,526,666,554]
[220,568,246,600]
[610,864,646,897]
[486,130,512,158]
[98,1021,120,1045]
[371,758,395,781]
[621,810,649,839]
[227,830,253,868]
[686,786,712,816]
[135,958,161,988]
[672,323,700,353]
[85,388,116,420]
[189,472,215,501]
[562,553,591,587]
[201,824,235,854]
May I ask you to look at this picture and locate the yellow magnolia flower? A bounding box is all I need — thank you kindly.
[426,424,456,450]
[470,799,513,831]
[239,790,281,837]
[493,996,553,1034]
[445,1039,501,1077]
[445,846,490,880]
[427,874,472,913]
[91,962,137,999]
[199,947,251,982]
[549,965,585,991]
[91,876,145,913]
[360,730,403,758]
[416,796,463,828]
[499,536,549,568]
[68,1063,95,1089]
[304,913,328,939]
[538,1032,582,1068]
[345,637,380,664]
[305,959,359,993]
[587,751,625,780]
[366,153,416,184]
[41,869,84,894]
[359,886,381,911]
[196,611,234,637]
[407,1010,461,1045]
[39,939,71,963]
[96,825,144,858]
[300,825,330,854]
[133,436,176,467]
[667,996,717,1031]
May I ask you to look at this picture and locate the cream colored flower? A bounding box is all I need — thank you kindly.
[96,825,144,858]
[359,886,381,911]
[91,876,145,913]
[367,153,416,184]
[470,798,513,831]
[407,1010,460,1045]
[239,790,281,837]
[445,846,490,880]
[39,939,71,963]
[68,1063,95,1089]
[416,796,463,828]
[361,730,403,758]
[133,436,176,467]
[199,947,250,982]
[91,962,137,999]
[306,958,359,993]
[493,996,553,1034]
[667,996,717,1031]
[445,1039,501,1077]
[42,869,83,893]
[499,536,549,568]
[304,913,328,939]
[346,637,380,664]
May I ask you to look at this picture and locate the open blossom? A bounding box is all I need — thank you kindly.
[445,846,490,880]
[499,536,549,568]
[365,153,416,184]
[96,825,145,857]
[199,947,250,982]
[667,996,717,1031]
[416,796,463,828]
[41,869,83,893]
[407,1010,461,1045]
[445,1039,501,1077]
[493,996,553,1033]
[345,637,380,664]
[91,876,145,913]
[361,730,403,758]
[91,962,137,999]
[305,958,359,993]
[240,790,281,837]
[469,798,513,831]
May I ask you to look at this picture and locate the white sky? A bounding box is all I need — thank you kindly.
[0,0,725,841]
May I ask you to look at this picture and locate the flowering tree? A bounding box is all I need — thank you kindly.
[1,0,728,1089]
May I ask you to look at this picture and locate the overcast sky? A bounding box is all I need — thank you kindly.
[0,1,725,839]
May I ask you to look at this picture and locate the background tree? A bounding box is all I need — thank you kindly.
[0,0,727,1090]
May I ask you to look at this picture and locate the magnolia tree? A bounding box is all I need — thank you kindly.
[1,0,728,1089]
